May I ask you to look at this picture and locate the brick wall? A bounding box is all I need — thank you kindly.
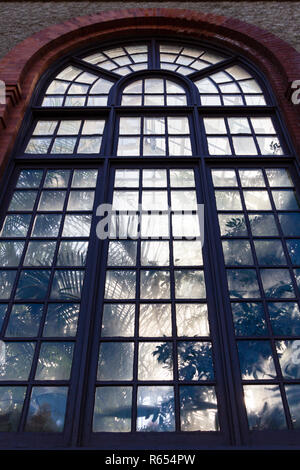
[0,6,299,177]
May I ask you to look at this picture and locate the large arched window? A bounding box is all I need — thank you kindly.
[0,38,299,449]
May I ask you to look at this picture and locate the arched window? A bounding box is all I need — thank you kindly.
[0,38,300,449]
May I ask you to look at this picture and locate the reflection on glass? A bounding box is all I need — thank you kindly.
[218,214,248,237]
[44,170,70,188]
[286,240,300,265]
[110,214,139,239]
[170,170,195,188]
[272,190,300,210]
[211,170,237,187]
[67,191,95,211]
[35,342,74,380]
[248,214,279,236]
[141,214,170,238]
[112,191,139,211]
[50,270,84,300]
[141,241,169,266]
[178,342,214,381]
[1,214,31,238]
[0,342,35,380]
[16,170,43,188]
[285,385,300,429]
[137,386,175,432]
[243,385,286,430]
[176,304,209,337]
[0,241,24,267]
[25,387,68,432]
[180,386,219,431]
[260,269,294,298]
[268,302,300,336]
[9,191,37,211]
[278,213,300,237]
[15,270,50,300]
[140,270,170,299]
[139,304,172,337]
[24,241,56,266]
[142,170,167,188]
[237,340,276,380]
[226,269,260,298]
[0,386,26,431]
[101,304,135,337]
[231,302,267,336]
[38,191,66,211]
[174,270,206,299]
[243,191,271,210]
[172,214,200,238]
[6,304,43,337]
[72,169,98,188]
[93,386,132,432]
[97,342,134,380]
[0,271,17,299]
[142,191,168,210]
[254,240,286,266]
[57,241,88,267]
[266,169,293,187]
[239,170,265,187]
[143,137,166,156]
[171,191,197,210]
[215,191,242,210]
[31,214,62,238]
[43,303,80,337]
[104,270,136,300]
[115,169,139,188]
[0,304,8,331]
[222,240,253,265]
[62,215,92,237]
[138,342,173,380]
[276,340,300,379]
[173,241,203,266]
[107,241,137,266]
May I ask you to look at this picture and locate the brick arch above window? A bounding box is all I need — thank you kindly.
[0,7,299,175]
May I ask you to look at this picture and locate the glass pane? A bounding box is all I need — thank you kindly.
[268,302,300,336]
[1,214,31,237]
[24,241,56,266]
[93,386,132,432]
[115,170,139,188]
[25,387,68,432]
[286,239,300,264]
[266,169,293,187]
[81,120,105,135]
[222,240,253,265]
[237,340,276,380]
[137,386,175,432]
[142,191,168,210]
[142,170,167,188]
[243,190,272,210]
[35,342,74,380]
[243,385,286,430]
[278,213,300,237]
[180,386,218,431]
[168,117,190,134]
[239,170,265,187]
[5,304,43,337]
[0,241,24,266]
[171,190,197,210]
[232,302,267,336]
[228,117,251,134]
[257,137,283,155]
[248,214,279,236]
[9,191,37,211]
[218,214,248,237]
[178,341,214,381]
[211,170,238,187]
[32,121,58,136]
[172,214,200,238]
[141,214,169,238]
[57,241,88,266]
[138,342,173,380]
[104,270,136,300]
[77,137,101,153]
[207,137,231,155]
[260,269,294,298]
[97,342,134,380]
[25,138,51,154]
[285,385,300,429]
[139,304,172,337]
[16,170,43,188]
[0,386,26,431]
[175,270,206,299]
[51,138,76,154]
[173,241,203,266]
[15,270,50,300]
[50,270,84,300]
[101,304,135,337]
[67,191,95,211]
[112,191,139,211]
[57,120,81,135]
[140,270,170,299]
[43,303,79,337]
[272,190,300,210]
[168,137,192,156]
[143,137,166,156]
[0,304,8,331]
[119,117,141,135]
[44,170,70,188]
[144,117,165,135]
[226,269,260,298]
[62,215,92,237]
[38,191,66,211]
[232,137,257,155]
[0,342,35,380]
[215,191,242,210]
[31,214,62,238]
[107,241,137,266]
[276,340,300,379]
[110,214,139,239]
[170,169,195,187]
[72,169,98,188]
[204,118,226,134]
[250,117,276,134]
[141,241,169,266]
[254,240,286,265]
[176,303,209,337]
